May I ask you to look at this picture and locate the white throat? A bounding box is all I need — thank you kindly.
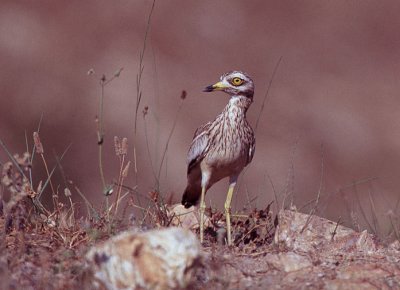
[227,96,247,124]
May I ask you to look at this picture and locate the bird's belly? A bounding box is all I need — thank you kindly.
[203,148,247,179]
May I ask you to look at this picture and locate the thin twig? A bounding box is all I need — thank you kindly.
[114,154,129,216]
[157,96,185,190]
[54,150,75,224]
[74,185,98,219]
[151,37,161,176]
[54,150,68,188]
[254,56,283,134]
[235,222,271,246]
[24,131,32,189]
[353,183,375,234]
[143,112,159,185]
[388,213,400,241]
[0,138,28,180]
[37,144,72,200]
[368,187,379,235]
[31,113,44,164]
[330,216,342,242]
[96,68,124,193]
[33,131,57,211]
[133,0,156,184]
[265,172,279,214]
[281,136,299,210]
[39,153,57,211]
[300,143,324,233]
[97,78,107,190]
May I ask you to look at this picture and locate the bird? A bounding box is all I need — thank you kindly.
[181,71,256,246]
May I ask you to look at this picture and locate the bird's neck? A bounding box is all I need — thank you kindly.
[220,95,253,126]
[226,95,253,115]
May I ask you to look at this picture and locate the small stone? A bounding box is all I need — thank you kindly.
[266,252,312,272]
[169,204,211,230]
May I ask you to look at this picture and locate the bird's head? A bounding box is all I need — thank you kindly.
[203,71,254,98]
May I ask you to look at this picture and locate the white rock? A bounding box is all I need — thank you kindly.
[85,227,201,290]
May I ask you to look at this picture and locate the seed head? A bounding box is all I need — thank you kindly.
[121,138,128,155]
[143,106,149,118]
[181,90,187,100]
[33,132,44,154]
[64,188,72,197]
[114,136,121,156]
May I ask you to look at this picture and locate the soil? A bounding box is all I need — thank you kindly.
[1,201,400,290]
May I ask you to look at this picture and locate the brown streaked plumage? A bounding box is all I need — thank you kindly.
[182,71,256,246]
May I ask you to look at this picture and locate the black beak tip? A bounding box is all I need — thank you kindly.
[203,85,214,92]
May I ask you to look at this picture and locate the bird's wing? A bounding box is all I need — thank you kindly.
[192,121,211,138]
[187,122,212,174]
[247,138,256,164]
[246,132,256,165]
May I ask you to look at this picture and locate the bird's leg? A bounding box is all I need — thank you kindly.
[199,185,207,243]
[225,176,238,246]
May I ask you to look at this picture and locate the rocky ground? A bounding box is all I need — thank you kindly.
[196,209,400,290]
[1,196,400,290]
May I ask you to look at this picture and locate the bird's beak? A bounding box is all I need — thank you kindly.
[203,81,226,92]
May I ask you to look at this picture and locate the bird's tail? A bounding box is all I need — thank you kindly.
[181,184,201,208]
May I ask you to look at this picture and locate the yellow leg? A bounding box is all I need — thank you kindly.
[224,184,235,246]
[199,186,206,243]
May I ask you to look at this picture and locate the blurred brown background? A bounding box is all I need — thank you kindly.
[1,0,400,235]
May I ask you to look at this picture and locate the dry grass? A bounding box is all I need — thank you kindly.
[0,131,162,289]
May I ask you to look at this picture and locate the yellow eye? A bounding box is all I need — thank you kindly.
[231,77,244,86]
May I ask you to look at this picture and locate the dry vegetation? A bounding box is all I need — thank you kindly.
[0,130,399,290]
[1,150,400,290]
[0,134,278,289]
